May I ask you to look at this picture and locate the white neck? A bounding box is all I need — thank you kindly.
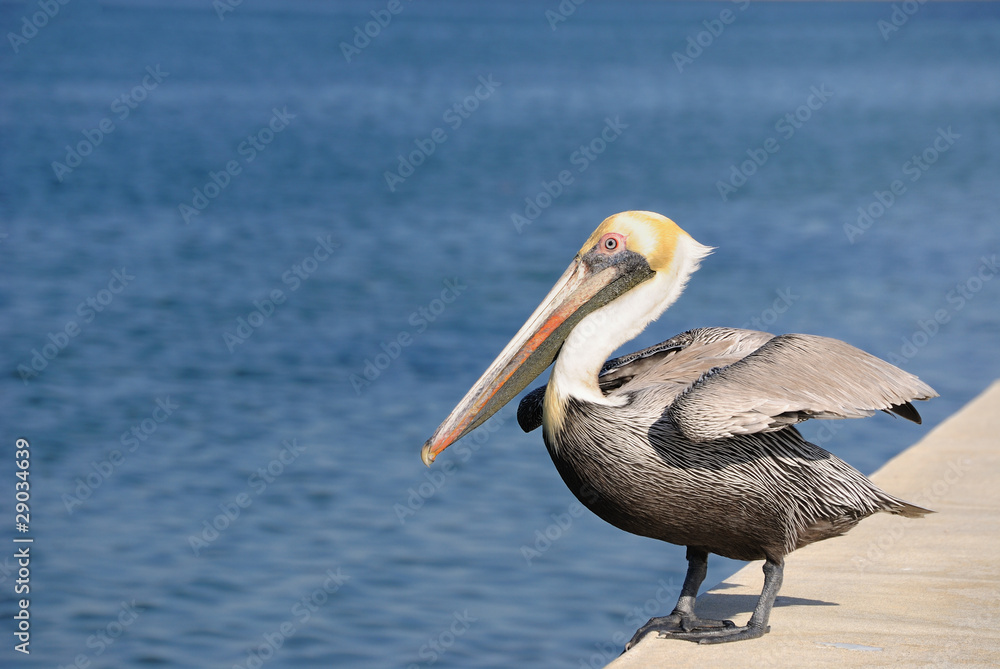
[546,235,712,413]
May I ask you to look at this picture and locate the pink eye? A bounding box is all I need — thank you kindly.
[600,232,626,253]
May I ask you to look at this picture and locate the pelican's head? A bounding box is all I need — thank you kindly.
[421,211,711,465]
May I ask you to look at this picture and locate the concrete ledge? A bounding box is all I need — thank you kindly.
[608,380,1000,668]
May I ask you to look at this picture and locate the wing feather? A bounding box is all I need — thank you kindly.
[667,333,938,442]
[519,328,937,440]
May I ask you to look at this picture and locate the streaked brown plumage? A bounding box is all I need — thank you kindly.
[519,327,931,564]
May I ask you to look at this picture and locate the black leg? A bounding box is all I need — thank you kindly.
[693,557,783,644]
[625,555,784,649]
[624,548,735,651]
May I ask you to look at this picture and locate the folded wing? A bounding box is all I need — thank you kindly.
[667,333,938,442]
[519,328,937,441]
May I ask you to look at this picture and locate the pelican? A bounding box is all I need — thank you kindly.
[421,211,936,645]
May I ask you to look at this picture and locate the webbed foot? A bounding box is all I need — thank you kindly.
[625,612,737,650]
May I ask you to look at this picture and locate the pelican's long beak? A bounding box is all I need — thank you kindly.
[421,247,654,465]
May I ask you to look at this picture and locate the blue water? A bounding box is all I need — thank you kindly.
[1,1,999,667]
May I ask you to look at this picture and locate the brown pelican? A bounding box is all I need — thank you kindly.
[421,211,936,645]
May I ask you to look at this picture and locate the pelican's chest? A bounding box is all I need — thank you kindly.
[540,398,685,539]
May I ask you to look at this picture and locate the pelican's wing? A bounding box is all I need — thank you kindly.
[666,333,938,442]
[517,327,775,433]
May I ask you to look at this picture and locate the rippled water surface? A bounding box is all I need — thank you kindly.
[1,2,999,667]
